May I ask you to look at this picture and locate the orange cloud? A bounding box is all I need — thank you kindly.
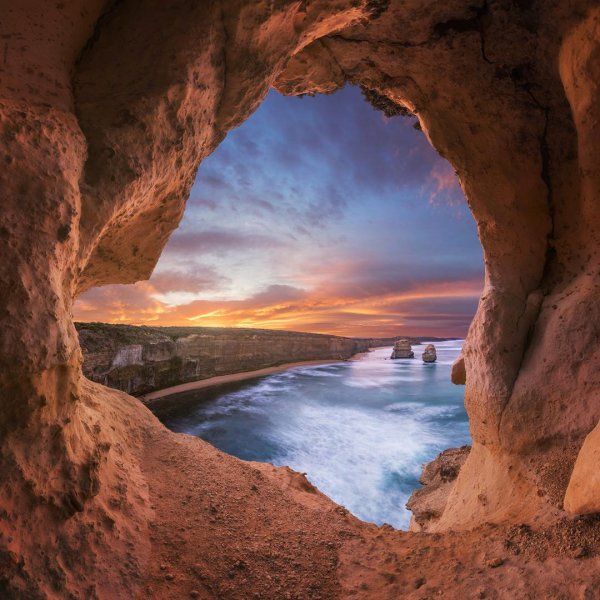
[74,276,482,338]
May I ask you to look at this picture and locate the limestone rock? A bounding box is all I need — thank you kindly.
[451,356,466,385]
[422,344,437,363]
[407,446,471,532]
[390,339,414,359]
[77,323,373,396]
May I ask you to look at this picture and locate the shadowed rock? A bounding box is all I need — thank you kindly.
[451,355,466,385]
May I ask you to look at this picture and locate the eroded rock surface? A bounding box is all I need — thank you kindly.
[422,343,437,363]
[391,338,414,359]
[407,446,471,532]
[1,0,599,597]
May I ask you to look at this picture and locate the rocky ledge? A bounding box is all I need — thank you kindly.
[407,445,471,532]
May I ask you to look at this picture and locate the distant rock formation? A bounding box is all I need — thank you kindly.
[407,446,471,532]
[390,339,414,359]
[422,344,437,363]
[78,325,454,395]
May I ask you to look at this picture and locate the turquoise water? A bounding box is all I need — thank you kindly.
[152,340,470,529]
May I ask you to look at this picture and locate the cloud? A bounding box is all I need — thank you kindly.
[75,282,164,323]
[149,266,226,294]
[200,173,229,190]
[188,196,218,211]
[74,274,482,337]
[427,161,464,208]
[163,228,285,256]
[246,284,308,306]
[74,84,484,338]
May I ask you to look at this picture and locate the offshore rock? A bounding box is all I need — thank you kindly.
[422,344,437,363]
[391,339,414,359]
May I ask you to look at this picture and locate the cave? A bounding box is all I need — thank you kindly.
[1,1,599,598]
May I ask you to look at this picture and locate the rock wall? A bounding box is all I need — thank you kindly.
[77,323,375,395]
[1,0,599,597]
[407,446,471,532]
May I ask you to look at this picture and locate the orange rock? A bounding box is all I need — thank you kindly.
[1,1,600,597]
[565,420,600,514]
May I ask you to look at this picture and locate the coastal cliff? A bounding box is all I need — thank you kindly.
[77,322,439,395]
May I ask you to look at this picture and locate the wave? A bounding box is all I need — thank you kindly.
[159,338,470,530]
[270,402,444,528]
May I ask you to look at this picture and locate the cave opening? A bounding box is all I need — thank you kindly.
[2,2,599,596]
[74,84,483,529]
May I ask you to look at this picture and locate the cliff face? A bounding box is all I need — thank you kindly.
[77,323,373,395]
[77,322,440,395]
[1,1,599,598]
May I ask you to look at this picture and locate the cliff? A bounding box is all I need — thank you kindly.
[76,322,447,395]
[77,323,371,395]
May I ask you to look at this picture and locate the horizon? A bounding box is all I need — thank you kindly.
[74,85,483,337]
[74,320,463,341]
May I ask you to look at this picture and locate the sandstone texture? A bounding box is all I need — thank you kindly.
[422,343,437,363]
[451,355,467,385]
[1,0,599,598]
[390,338,414,359]
[565,420,600,514]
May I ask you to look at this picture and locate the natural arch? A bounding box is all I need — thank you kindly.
[0,1,599,597]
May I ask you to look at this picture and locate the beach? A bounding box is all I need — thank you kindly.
[149,341,469,528]
[141,358,347,402]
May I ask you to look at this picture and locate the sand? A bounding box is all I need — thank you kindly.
[141,359,347,402]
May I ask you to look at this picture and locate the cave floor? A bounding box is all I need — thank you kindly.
[137,407,600,599]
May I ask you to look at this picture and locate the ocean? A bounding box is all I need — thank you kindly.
[151,340,470,529]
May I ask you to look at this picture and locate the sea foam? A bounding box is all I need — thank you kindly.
[158,340,470,529]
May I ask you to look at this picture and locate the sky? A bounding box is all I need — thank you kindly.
[74,85,483,338]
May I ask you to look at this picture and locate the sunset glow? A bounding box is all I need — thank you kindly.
[74,86,483,337]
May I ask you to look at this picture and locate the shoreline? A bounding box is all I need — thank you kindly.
[140,343,435,402]
[141,358,351,403]
[140,342,450,403]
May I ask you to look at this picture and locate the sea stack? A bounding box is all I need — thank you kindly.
[422,344,437,363]
[391,339,414,359]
